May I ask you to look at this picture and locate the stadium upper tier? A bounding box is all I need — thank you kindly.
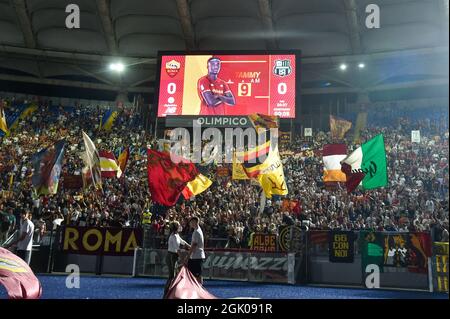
[0,0,448,95]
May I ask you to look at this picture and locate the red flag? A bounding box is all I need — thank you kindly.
[147,149,198,206]
[0,248,42,299]
[166,266,217,299]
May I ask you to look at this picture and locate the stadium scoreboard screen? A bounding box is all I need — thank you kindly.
[155,51,299,119]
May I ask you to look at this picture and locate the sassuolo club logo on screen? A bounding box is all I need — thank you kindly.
[273,59,292,77]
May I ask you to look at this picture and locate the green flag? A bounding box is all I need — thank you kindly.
[341,134,388,192]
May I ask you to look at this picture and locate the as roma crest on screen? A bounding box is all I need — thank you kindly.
[273,59,292,77]
[165,59,181,77]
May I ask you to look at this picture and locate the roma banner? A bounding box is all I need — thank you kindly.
[0,247,42,299]
[61,226,142,256]
[329,231,355,263]
[249,233,277,251]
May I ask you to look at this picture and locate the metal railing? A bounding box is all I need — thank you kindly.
[0,229,18,248]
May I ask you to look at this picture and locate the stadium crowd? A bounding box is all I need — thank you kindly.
[0,98,448,249]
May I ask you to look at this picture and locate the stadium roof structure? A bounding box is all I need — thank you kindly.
[0,0,448,97]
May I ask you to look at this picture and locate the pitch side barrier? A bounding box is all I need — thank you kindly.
[306,230,439,291]
[32,227,446,292]
[133,248,297,284]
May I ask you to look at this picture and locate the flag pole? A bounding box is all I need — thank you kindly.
[154,117,158,139]
[259,190,266,216]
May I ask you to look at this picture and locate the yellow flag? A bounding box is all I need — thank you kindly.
[232,153,249,180]
[256,145,288,198]
[0,105,8,136]
[182,174,213,198]
[102,111,118,131]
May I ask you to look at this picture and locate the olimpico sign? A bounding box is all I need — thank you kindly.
[165,116,250,128]
[196,116,249,127]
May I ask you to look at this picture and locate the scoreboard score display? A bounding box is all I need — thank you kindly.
[156,52,298,118]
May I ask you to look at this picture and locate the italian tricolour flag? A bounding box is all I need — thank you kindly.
[340,134,388,193]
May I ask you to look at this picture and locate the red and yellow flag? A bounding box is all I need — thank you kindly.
[182,173,212,199]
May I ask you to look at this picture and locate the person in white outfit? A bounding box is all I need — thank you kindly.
[163,221,190,298]
[6,210,34,265]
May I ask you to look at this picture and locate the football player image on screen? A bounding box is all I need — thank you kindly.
[197,57,236,115]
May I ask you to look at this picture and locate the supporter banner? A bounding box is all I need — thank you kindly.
[328,231,355,263]
[278,225,303,252]
[249,233,277,251]
[383,232,432,273]
[360,231,384,273]
[411,130,421,143]
[434,242,449,255]
[61,226,142,256]
[433,242,448,292]
[216,166,230,177]
[62,174,83,190]
[304,128,312,137]
[279,131,291,147]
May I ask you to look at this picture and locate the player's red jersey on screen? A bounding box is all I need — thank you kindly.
[197,76,232,116]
